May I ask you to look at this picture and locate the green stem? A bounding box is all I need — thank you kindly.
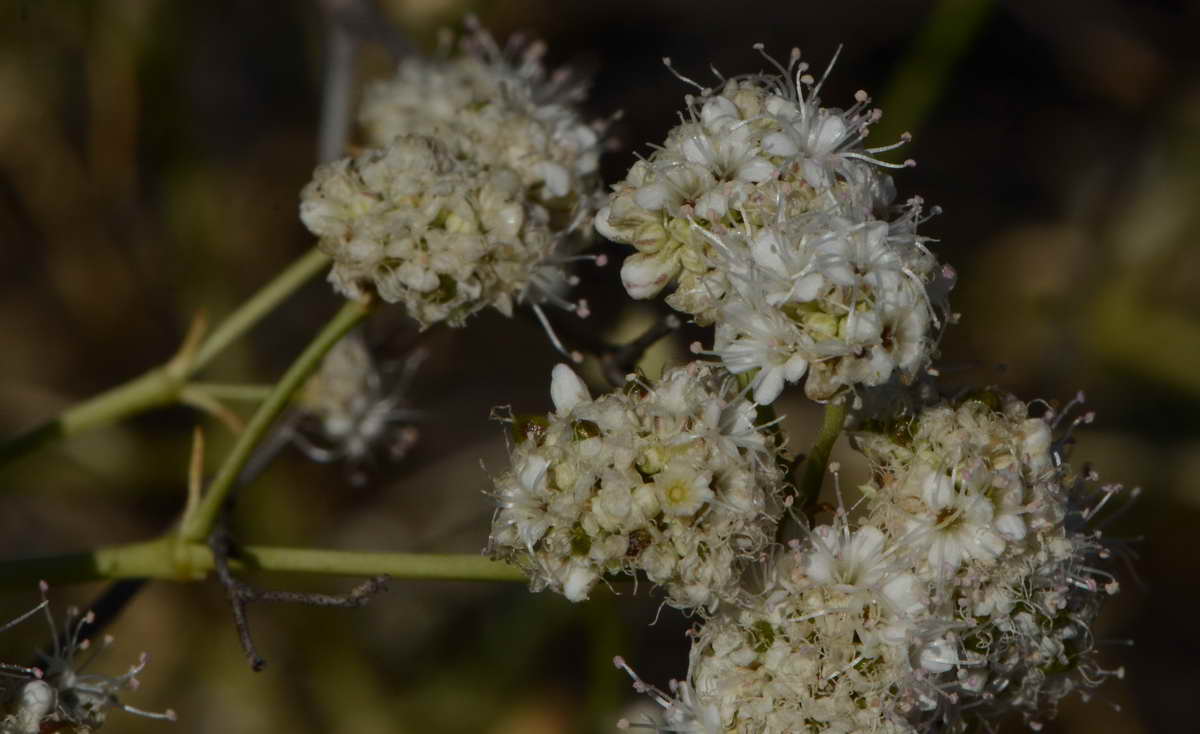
[1088,278,1200,397]
[0,538,525,586]
[192,248,330,371]
[0,248,330,469]
[873,0,995,152]
[0,368,179,466]
[585,594,624,734]
[183,382,276,402]
[795,399,848,511]
[179,299,369,543]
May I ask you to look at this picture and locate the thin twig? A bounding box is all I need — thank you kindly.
[321,0,414,61]
[316,0,416,163]
[209,523,389,671]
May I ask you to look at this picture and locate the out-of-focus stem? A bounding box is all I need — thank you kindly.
[183,382,276,403]
[795,399,848,510]
[1089,279,1200,397]
[873,0,995,151]
[179,298,369,543]
[0,248,330,469]
[191,248,331,370]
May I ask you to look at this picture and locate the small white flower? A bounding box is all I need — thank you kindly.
[713,301,810,405]
[653,466,715,517]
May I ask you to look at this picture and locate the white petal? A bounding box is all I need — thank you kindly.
[551,364,590,415]
[882,573,924,616]
[736,157,776,183]
[922,470,954,508]
[537,161,570,197]
[750,229,786,272]
[762,131,799,157]
[634,182,673,211]
[700,96,739,128]
[784,354,810,381]
[562,563,598,602]
[802,159,831,190]
[813,114,848,154]
[695,188,729,220]
[517,454,550,493]
[681,136,709,166]
[849,526,886,565]
[972,528,1006,560]
[806,551,835,584]
[995,513,1027,542]
[593,205,619,241]
[920,638,959,673]
[792,272,825,302]
[620,251,678,299]
[753,368,786,405]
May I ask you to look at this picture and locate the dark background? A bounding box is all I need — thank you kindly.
[1,0,1197,731]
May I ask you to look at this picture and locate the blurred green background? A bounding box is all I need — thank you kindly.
[1,0,1198,731]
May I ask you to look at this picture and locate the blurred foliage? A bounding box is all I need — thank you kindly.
[2,0,1199,732]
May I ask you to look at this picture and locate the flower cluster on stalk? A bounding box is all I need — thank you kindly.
[596,47,950,403]
[291,22,1128,733]
[488,363,786,612]
[301,20,609,330]
[478,40,1127,734]
[613,392,1123,733]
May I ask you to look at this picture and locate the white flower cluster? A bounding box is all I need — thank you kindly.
[359,20,606,229]
[595,48,947,403]
[1,585,174,734]
[301,135,562,327]
[487,363,785,611]
[301,22,608,329]
[621,392,1120,733]
[852,393,1122,730]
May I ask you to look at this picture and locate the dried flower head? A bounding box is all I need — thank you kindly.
[1,583,174,734]
[487,362,786,611]
[295,330,424,483]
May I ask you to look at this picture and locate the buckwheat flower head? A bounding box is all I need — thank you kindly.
[2,584,174,734]
[359,18,607,230]
[619,525,930,734]
[595,45,946,403]
[301,134,575,327]
[849,391,1124,730]
[620,391,1124,733]
[596,45,918,326]
[487,362,786,612]
[294,330,423,481]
